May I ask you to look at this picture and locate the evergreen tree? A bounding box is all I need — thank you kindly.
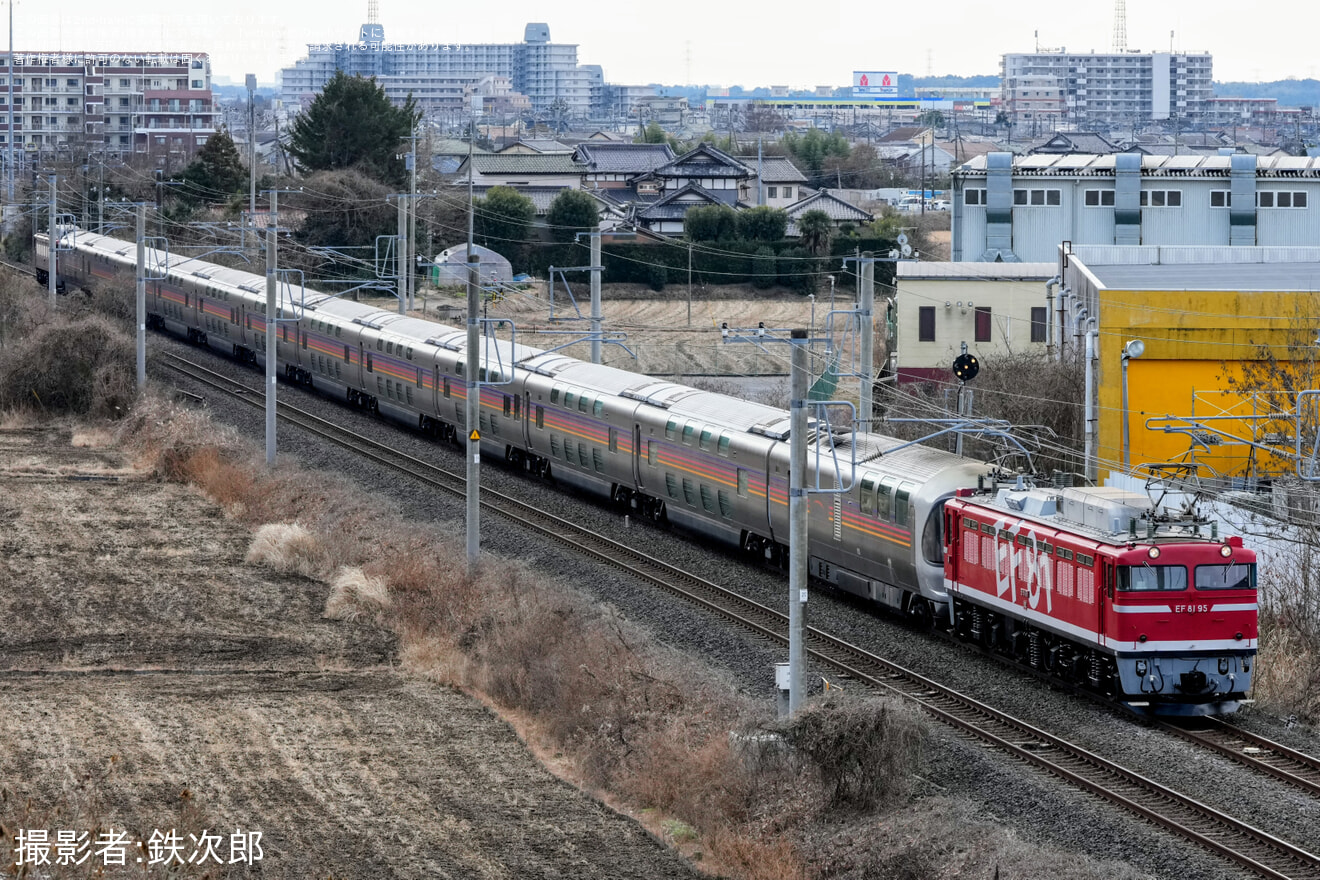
[546,190,599,243]
[287,71,420,185]
[178,128,247,205]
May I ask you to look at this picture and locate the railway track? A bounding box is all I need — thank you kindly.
[162,350,1320,880]
[1161,717,1320,800]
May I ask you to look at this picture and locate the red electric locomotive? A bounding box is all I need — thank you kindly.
[943,483,1257,715]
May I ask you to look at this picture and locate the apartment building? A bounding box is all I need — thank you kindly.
[1000,50,1213,127]
[280,22,600,119]
[0,51,215,160]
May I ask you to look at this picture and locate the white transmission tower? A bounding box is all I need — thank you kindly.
[368,0,379,24]
[1112,0,1127,52]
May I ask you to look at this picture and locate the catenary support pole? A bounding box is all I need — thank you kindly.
[788,328,809,715]
[396,194,406,315]
[859,256,875,434]
[590,232,602,364]
[247,74,256,253]
[48,174,56,307]
[136,204,146,390]
[466,252,481,572]
[265,190,278,467]
[409,121,417,310]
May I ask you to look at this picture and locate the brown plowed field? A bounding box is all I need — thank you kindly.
[0,423,700,879]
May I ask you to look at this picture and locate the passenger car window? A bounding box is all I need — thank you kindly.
[877,477,895,520]
[894,482,915,527]
[682,423,696,446]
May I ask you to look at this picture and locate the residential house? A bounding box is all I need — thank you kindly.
[631,144,753,233]
[574,142,675,190]
[454,152,584,188]
[1026,132,1121,155]
[784,191,874,235]
[737,156,808,208]
[497,138,573,154]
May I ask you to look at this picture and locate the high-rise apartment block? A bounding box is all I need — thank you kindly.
[280,23,601,119]
[0,51,216,161]
[1000,50,1213,127]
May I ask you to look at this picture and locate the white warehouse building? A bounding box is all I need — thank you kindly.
[951,152,1320,263]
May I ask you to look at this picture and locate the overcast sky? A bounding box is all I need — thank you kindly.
[10,0,1319,88]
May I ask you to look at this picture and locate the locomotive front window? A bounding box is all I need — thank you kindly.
[1118,564,1188,592]
[1195,563,1256,591]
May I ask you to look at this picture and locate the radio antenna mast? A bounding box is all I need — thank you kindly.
[367,0,379,24]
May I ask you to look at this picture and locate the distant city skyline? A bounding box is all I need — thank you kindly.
[9,0,1319,89]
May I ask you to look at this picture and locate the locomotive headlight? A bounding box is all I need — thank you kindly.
[1147,547,1161,559]
[1218,657,1230,675]
[1220,544,1233,558]
[1135,660,1148,675]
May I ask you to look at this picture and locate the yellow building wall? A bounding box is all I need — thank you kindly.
[1096,287,1318,481]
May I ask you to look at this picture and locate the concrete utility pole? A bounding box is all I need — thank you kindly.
[47,174,56,306]
[590,231,602,364]
[5,0,11,211]
[787,328,810,715]
[246,74,256,254]
[136,204,146,390]
[465,251,481,572]
[408,119,417,310]
[859,257,875,434]
[97,158,105,234]
[265,190,278,467]
[396,194,407,315]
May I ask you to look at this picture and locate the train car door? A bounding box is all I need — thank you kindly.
[943,504,961,584]
[1099,556,1116,642]
[632,425,643,487]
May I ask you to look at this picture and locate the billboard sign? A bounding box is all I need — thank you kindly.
[853,71,898,98]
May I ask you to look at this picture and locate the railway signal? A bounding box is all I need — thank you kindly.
[953,352,980,382]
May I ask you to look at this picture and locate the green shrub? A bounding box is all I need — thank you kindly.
[647,263,668,291]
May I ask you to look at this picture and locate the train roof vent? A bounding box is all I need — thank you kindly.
[354,313,411,330]
[750,416,792,440]
[520,353,574,376]
[191,270,214,280]
[238,281,264,293]
[996,488,1058,518]
[116,247,132,256]
[620,381,701,408]
[1057,487,1152,534]
[423,331,466,351]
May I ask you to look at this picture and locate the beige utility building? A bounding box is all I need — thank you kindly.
[893,262,1056,383]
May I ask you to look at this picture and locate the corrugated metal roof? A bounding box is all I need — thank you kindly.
[897,261,1057,280]
[958,153,1320,177]
[1089,262,1320,291]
